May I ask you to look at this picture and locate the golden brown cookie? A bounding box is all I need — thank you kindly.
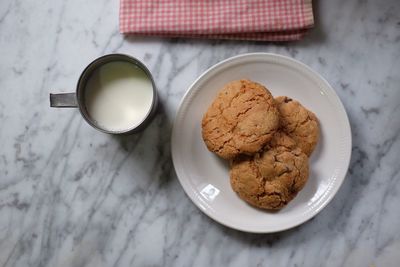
[230,133,309,210]
[275,96,319,156]
[202,79,280,159]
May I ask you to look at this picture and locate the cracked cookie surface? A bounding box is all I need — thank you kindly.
[230,132,309,210]
[202,79,279,159]
[275,96,319,156]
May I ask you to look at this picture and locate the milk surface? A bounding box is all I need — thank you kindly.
[85,61,153,131]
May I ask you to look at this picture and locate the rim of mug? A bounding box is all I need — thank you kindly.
[76,53,158,135]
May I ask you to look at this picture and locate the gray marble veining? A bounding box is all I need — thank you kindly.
[0,0,400,266]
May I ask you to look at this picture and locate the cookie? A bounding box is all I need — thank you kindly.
[230,132,309,210]
[275,96,319,156]
[202,79,280,159]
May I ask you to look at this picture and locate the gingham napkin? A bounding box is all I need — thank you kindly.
[120,0,314,41]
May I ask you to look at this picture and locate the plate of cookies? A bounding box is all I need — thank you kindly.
[171,53,351,233]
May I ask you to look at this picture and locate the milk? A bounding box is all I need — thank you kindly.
[84,61,154,131]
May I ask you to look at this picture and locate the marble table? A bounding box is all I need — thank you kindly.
[1,0,399,266]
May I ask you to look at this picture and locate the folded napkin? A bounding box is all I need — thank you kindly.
[120,0,314,41]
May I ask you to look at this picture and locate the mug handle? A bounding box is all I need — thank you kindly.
[49,93,78,108]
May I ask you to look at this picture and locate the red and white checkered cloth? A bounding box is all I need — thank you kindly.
[120,0,314,41]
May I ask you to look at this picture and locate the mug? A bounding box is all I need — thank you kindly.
[50,54,158,134]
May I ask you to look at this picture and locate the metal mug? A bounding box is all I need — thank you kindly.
[50,54,158,134]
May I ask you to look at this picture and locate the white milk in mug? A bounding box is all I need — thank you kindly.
[84,61,154,132]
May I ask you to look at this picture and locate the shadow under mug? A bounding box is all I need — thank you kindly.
[50,54,158,134]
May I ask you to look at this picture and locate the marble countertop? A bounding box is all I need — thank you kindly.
[1,0,399,266]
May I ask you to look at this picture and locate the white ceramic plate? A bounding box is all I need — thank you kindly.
[171,53,351,233]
